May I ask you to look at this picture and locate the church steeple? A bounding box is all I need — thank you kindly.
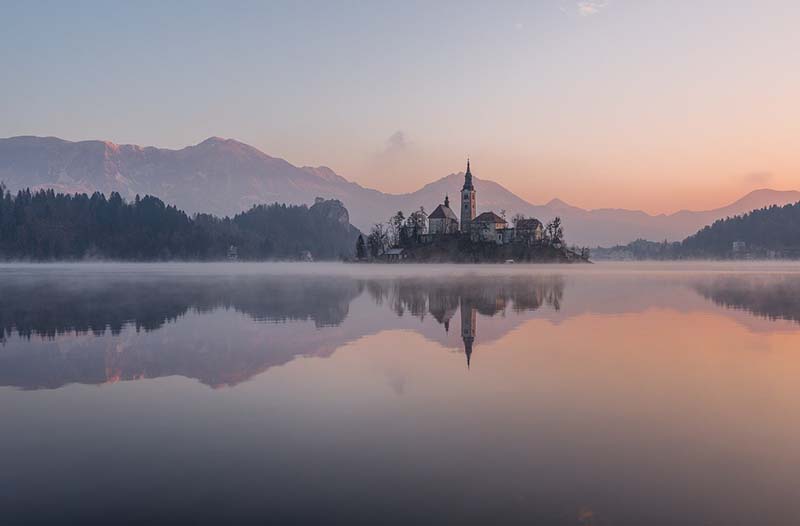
[462,158,474,191]
[460,158,476,232]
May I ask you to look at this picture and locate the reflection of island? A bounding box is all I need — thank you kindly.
[0,274,564,389]
[693,276,800,324]
[364,276,565,367]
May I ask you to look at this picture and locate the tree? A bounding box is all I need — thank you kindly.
[0,189,359,261]
[355,234,367,260]
[544,217,563,246]
[367,223,389,258]
[406,207,428,238]
[511,213,525,229]
[388,211,405,246]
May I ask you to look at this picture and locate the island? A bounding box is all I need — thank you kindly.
[354,160,590,263]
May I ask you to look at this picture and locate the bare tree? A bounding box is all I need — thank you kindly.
[387,211,405,246]
[367,223,389,257]
[544,217,563,246]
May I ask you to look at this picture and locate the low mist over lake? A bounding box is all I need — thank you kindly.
[3,262,800,524]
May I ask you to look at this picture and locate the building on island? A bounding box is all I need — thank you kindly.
[429,195,459,235]
[470,211,508,243]
[384,248,407,261]
[460,159,476,233]
[515,218,544,245]
[409,158,547,249]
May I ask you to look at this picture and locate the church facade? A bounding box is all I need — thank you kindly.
[428,195,459,235]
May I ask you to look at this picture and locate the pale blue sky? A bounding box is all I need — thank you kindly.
[2,1,799,212]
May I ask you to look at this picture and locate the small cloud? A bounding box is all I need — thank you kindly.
[514,22,524,30]
[743,171,774,186]
[565,1,607,17]
[366,131,416,185]
[385,130,409,154]
[578,1,606,16]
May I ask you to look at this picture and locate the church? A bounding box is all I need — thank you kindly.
[425,160,543,245]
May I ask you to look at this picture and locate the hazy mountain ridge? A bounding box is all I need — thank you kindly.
[2,135,798,246]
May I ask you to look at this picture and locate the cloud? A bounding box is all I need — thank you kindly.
[742,171,774,186]
[385,130,409,154]
[365,131,416,188]
[575,1,606,16]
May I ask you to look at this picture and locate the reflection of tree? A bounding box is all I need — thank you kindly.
[0,276,363,340]
[0,273,565,389]
[365,276,565,367]
[365,276,564,321]
[694,276,800,324]
[0,276,364,390]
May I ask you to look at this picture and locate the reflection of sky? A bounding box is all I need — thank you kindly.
[3,305,800,524]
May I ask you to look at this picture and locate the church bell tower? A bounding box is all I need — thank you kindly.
[460,159,476,233]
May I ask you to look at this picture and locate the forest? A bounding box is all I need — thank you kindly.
[0,184,360,261]
[594,201,800,259]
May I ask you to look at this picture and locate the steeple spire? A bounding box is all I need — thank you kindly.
[462,157,474,191]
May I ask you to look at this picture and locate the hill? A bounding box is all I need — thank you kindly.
[594,201,800,259]
[681,202,800,258]
[2,135,799,246]
[0,187,359,261]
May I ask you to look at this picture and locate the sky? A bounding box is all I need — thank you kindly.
[2,0,800,213]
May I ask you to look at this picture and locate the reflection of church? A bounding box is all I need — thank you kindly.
[460,299,476,368]
[368,276,566,369]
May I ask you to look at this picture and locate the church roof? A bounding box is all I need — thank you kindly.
[462,159,474,191]
[516,218,542,229]
[473,211,507,224]
[429,203,458,220]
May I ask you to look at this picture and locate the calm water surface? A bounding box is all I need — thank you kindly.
[2,262,800,525]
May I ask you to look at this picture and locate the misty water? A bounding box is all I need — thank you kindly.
[2,262,800,525]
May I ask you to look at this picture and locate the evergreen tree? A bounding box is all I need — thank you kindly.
[355,234,367,260]
[0,189,360,261]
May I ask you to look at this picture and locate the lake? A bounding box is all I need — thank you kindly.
[2,262,800,525]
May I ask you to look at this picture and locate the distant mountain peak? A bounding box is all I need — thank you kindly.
[545,198,572,209]
[199,136,231,145]
[195,136,248,148]
[735,187,799,201]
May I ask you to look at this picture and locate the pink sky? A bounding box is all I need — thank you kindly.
[3,1,799,214]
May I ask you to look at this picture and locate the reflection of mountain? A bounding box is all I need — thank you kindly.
[693,276,800,324]
[0,274,565,389]
[9,270,800,390]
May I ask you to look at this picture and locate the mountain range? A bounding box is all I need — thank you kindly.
[2,135,798,247]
